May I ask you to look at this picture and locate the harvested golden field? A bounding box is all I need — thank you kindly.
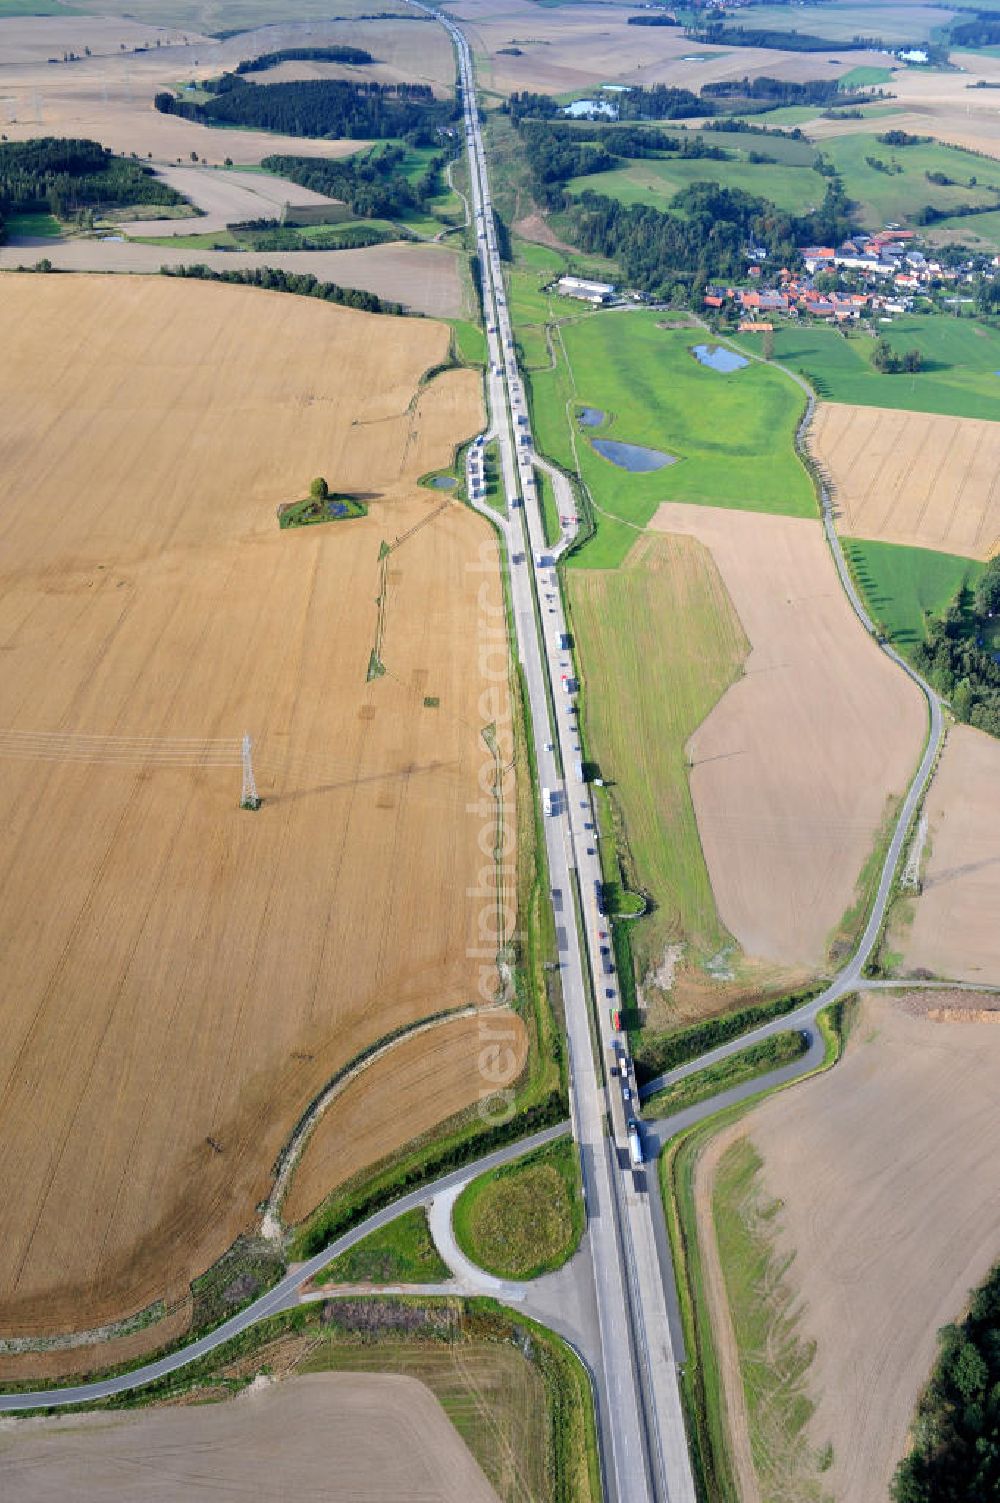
[866,51,1000,158]
[814,402,1000,558]
[452,0,882,96]
[649,503,926,967]
[0,241,466,318]
[699,991,1000,1503]
[902,725,1000,980]
[0,273,511,1345]
[0,1373,499,1502]
[284,1012,528,1225]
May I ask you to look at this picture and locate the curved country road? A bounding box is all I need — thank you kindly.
[0,1123,570,1412]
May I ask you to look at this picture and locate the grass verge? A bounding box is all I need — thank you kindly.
[315,1206,448,1285]
[566,531,749,980]
[633,982,824,1086]
[452,1137,584,1280]
[641,1031,809,1120]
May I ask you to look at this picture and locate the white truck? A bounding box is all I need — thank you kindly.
[542,786,561,817]
[627,1120,644,1168]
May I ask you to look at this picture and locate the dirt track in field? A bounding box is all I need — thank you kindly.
[649,503,926,968]
[702,991,1000,1503]
[901,724,1000,981]
[0,273,513,1349]
[0,1373,499,1502]
[813,403,1000,558]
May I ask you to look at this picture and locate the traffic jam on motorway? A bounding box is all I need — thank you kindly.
[460,80,650,1184]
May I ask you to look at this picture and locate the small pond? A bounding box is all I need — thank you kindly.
[577,407,606,427]
[592,439,675,472]
[691,343,749,374]
[563,98,618,119]
[430,474,457,489]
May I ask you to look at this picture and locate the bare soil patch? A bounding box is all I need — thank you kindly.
[0,241,465,318]
[0,273,504,1347]
[649,503,926,967]
[119,163,343,237]
[0,1372,498,1502]
[813,402,1000,559]
[703,991,1000,1503]
[902,724,1000,981]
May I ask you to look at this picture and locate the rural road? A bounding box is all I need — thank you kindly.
[635,342,947,1104]
[0,1123,570,1412]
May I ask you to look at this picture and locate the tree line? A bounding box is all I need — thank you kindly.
[235,45,374,74]
[0,137,183,238]
[562,175,852,295]
[687,22,884,51]
[893,1257,1000,1500]
[262,144,442,219]
[910,559,1000,737]
[507,75,874,128]
[154,77,457,144]
[160,262,403,315]
[702,74,877,109]
[518,119,728,210]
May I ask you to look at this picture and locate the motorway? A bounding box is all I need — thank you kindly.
[435,14,696,1503]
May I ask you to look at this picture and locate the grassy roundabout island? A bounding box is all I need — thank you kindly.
[453,1139,585,1281]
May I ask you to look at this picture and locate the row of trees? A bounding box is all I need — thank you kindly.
[893,1258,1000,1500]
[910,564,1000,736]
[154,77,456,144]
[159,262,403,315]
[261,144,442,220]
[235,45,373,74]
[0,137,183,231]
[687,22,884,51]
[701,75,867,108]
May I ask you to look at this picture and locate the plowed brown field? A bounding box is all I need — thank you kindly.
[452,0,881,96]
[902,725,1000,980]
[0,274,511,1346]
[813,403,1000,558]
[0,1373,499,1502]
[649,503,926,966]
[701,991,1000,1503]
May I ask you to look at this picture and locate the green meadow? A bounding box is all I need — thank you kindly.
[844,537,983,650]
[524,313,814,568]
[734,316,1000,420]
